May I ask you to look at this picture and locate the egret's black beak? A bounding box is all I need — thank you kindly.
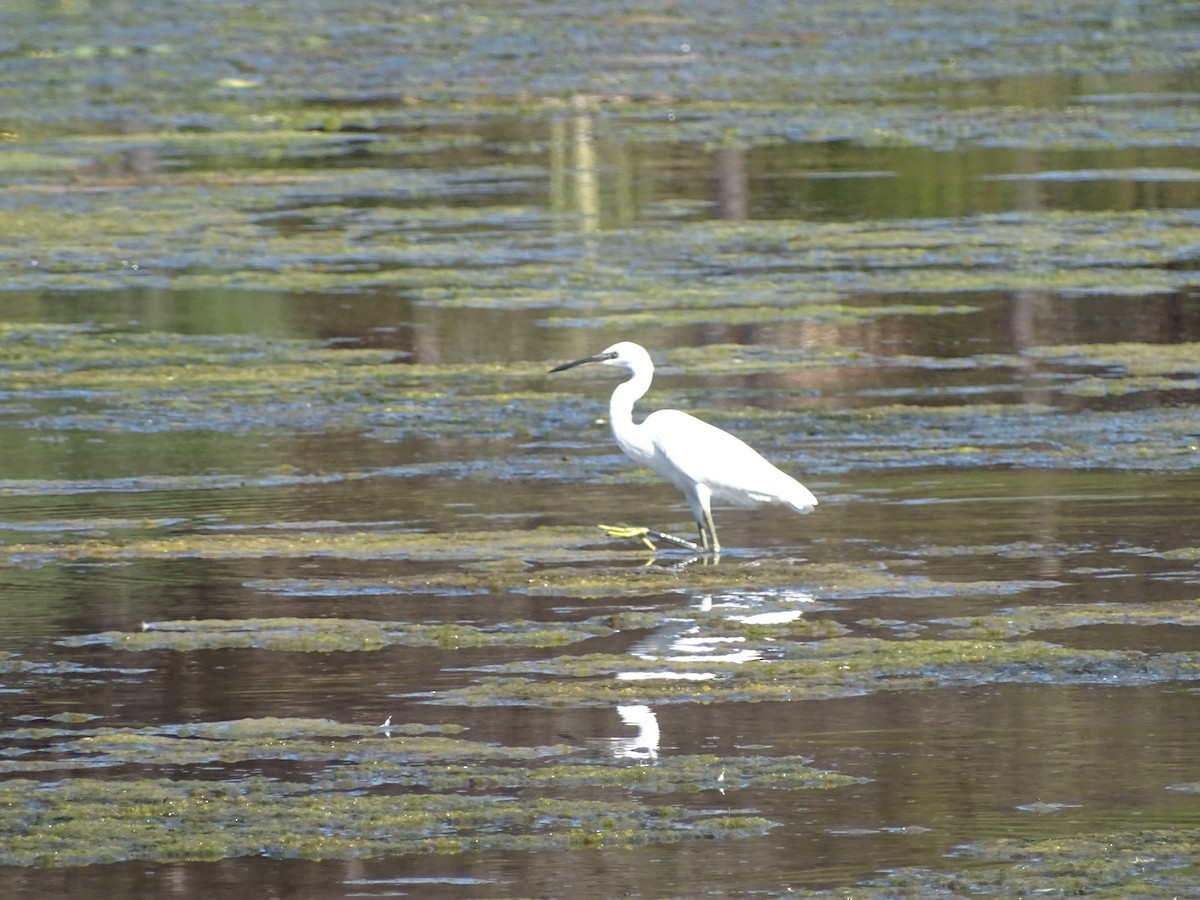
[549,350,617,373]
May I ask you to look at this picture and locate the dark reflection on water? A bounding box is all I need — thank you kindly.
[4,284,1199,371]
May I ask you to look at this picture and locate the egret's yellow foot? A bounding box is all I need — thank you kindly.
[598,524,657,551]
[597,524,702,553]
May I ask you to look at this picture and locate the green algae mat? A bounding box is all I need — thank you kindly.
[0,716,856,866]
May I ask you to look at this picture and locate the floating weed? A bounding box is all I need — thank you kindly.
[1,521,1030,603]
[550,301,981,330]
[62,128,372,160]
[1024,342,1200,376]
[0,776,770,866]
[3,172,1200,298]
[1153,547,1200,561]
[0,720,851,793]
[0,526,602,567]
[0,721,512,775]
[0,653,150,678]
[0,715,861,866]
[665,343,868,373]
[14,711,103,725]
[171,716,464,739]
[797,827,1200,898]
[53,589,853,656]
[4,322,1195,476]
[793,402,1200,472]
[320,754,863,795]
[937,600,1200,639]
[1024,342,1200,396]
[428,637,1200,707]
[376,558,882,600]
[58,616,615,653]
[0,322,511,435]
[0,150,84,175]
[4,1,1199,158]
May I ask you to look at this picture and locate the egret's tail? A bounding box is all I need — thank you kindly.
[785,483,818,513]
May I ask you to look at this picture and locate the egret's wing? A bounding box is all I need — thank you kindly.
[643,410,817,511]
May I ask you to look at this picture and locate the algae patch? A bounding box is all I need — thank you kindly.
[788,826,1200,898]
[428,637,1200,707]
[1025,342,1200,377]
[937,599,1200,639]
[0,715,859,867]
[0,777,771,866]
[1,322,1197,484]
[0,525,606,567]
[1024,341,1200,396]
[57,616,615,653]
[0,322,553,437]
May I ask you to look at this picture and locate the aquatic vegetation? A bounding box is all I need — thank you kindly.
[0,715,858,867]
[1026,343,1200,377]
[1024,342,1200,396]
[3,188,1200,298]
[0,717,543,773]
[550,302,982,330]
[57,616,615,652]
[0,776,774,866]
[0,521,1061,602]
[428,637,1200,706]
[1,321,1197,479]
[3,0,1199,150]
[786,826,1200,897]
[937,599,1200,639]
[1153,546,1200,561]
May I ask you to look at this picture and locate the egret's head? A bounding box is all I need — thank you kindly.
[549,341,652,375]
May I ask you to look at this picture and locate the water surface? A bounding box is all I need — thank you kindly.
[2,1,1200,896]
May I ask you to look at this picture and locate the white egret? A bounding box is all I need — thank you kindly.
[550,341,817,552]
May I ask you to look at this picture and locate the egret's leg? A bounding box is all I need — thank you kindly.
[693,484,720,553]
[702,508,720,553]
[684,485,709,549]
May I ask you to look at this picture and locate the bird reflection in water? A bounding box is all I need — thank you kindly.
[609,704,660,761]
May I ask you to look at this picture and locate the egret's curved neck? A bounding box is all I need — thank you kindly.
[608,366,654,456]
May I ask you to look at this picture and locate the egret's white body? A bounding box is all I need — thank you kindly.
[550,341,817,551]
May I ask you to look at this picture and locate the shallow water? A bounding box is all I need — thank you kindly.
[3,2,1200,897]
